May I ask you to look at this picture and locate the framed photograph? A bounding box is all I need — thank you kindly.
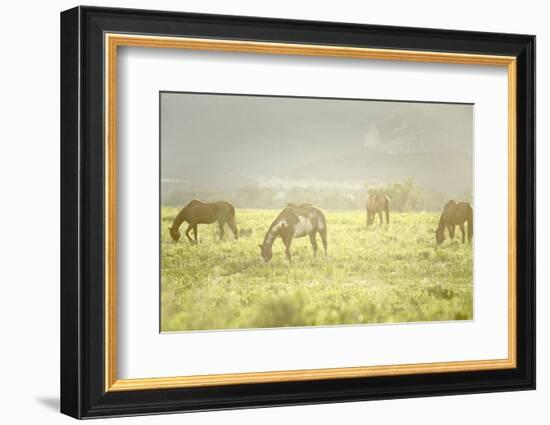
[60,6,535,419]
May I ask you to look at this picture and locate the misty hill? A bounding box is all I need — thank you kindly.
[162,148,471,195]
[161,92,473,209]
[281,148,472,194]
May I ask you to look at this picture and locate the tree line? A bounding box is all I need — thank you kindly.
[162,178,472,212]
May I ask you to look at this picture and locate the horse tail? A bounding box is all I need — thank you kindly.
[317,214,328,257]
[385,196,390,225]
[226,202,235,218]
[467,204,473,242]
[226,203,239,239]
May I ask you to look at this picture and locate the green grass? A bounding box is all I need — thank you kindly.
[161,208,473,332]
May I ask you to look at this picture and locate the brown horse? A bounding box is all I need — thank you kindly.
[169,199,238,244]
[435,200,473,245]
[259,204,327,263]
[366,193,390,226]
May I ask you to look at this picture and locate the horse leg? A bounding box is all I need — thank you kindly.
[367,210,374,226]
[282,235,293,262]
[193,225,199,244]
[379,212,383,225]
[308,232,318,258]
[467,213,473,243]
[319,227,328,258]
[459,224,465,243]
[227,218,239,240]
[218,221,225,241]
[448,225,455,239]
[184,224,195,244]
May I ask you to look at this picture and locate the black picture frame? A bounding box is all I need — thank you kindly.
[61,5,535,419]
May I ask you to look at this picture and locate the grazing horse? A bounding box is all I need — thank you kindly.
[169,199,238,244]
[435,200,473,245]
[259,204,327,263]
[366,193,390,226]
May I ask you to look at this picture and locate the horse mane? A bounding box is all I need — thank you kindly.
[444,199,457,209]
[287,203,313,210]
[436,200,459,233]
[185,199,203,207]
[171,199,202,231]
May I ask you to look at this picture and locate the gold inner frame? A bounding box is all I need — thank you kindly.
[104,33,517,392]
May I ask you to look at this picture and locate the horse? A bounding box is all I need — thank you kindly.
[435,200,473,245]
[169,199,238,244]
[366,193,390,226]
[259,204,327,263]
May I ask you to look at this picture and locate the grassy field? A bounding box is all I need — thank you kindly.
[161,208,473,332]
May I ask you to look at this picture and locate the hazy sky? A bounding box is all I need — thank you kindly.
[160,92,473,192]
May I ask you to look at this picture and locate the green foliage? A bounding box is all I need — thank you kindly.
[161,208,473,331]
[163,177,468,212]
[366,177,423,212]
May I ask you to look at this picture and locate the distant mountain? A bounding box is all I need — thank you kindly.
[162,147,471,197]
[161,158,254,189]
[278,148,472,194]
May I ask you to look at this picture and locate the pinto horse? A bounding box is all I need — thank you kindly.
[435,200,473,245]
[169,199,238,244]
[259,204,327,262]
[366,193,390,226]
